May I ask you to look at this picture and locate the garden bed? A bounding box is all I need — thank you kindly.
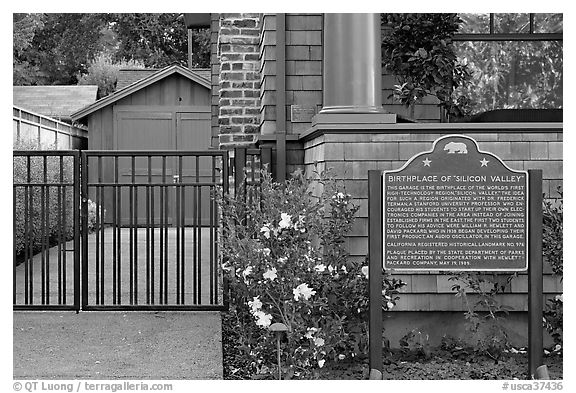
[222,312,562,380]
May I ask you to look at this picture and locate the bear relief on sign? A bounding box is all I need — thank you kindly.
[443,142,468,154]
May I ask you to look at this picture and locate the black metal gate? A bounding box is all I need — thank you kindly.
[13,151,81,311]
[80,151,229,310]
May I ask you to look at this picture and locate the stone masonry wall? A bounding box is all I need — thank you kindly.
[303,127,563,313]
[216,14,261,148]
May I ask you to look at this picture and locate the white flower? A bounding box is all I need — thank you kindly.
[293,283,316,301]
[260,225,271,239]
[338,354,346,360]
[254,311,272,327]
[304,327,318,339]
[340,265,348,274]
[313,337,325,347]
[248,296,262,312]
[277,256,288,264]
[328,265,335,273]
[361,266,369,279]
[261,248,271,257]
[314,264,326,273]
[554,344,562,352]
[221,262,232,272]
[263,267,277,281]
[304,253,315,263]
[555,294,563,302]
[386,301,394,309]
[318,359,325,368]
[278,213,292,229]
[242,266,253,281]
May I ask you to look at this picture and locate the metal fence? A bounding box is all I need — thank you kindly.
[13,147,277,311]
[13,150,81,311]
[81,151,229,311]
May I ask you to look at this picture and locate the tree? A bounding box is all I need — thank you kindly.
[13,13,211,87]
[381,13,472,119]
[13,14,112,85]
[453,14,563,114]
[110,13,210,69]
[77,53,145,99]
[13,13,44,85]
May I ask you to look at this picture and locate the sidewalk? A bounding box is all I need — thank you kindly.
[13,311,223,379]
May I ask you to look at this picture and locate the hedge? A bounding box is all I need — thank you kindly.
[13,151,75,258]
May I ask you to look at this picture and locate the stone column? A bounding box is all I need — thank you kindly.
[321,13,385,114]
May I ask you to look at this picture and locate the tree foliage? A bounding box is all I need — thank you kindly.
[456,41,563,113]
[381,13,472,119]
[13,13,211,87]
[454,14,562,114]
[111,14,210,69]
[77,53,145,99]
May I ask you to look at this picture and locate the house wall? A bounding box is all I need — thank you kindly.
[217,13,443,148]
[302,124,562,346]
[87,74,210,151]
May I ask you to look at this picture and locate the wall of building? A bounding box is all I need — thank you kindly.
[214,13,261,148]
[302,124,562,346]
[86,73,209,151]
[256,14,442,141]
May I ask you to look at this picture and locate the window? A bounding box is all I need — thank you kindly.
[453,13,562,115]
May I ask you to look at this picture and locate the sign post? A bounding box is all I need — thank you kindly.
[369,135,543,378]
[528,169,543,378]
[368,170,383,375]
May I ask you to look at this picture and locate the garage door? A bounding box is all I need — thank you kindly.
[115,109,212,226]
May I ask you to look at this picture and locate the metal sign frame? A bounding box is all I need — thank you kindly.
[382,134,529,272]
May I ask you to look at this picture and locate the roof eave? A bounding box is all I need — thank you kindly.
[71,65,211,122]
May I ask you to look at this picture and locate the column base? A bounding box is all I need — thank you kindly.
[312,112,397,127]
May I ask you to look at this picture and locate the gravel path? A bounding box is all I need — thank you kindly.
[13,311,223,379]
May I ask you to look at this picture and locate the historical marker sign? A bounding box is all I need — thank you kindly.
[290,105,318,123]
[383,135,528,271]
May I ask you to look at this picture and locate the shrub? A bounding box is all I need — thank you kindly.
[450,273,514,362]
[543,189,562,348]
[13,144,75,258]
[543,295,563,348]
[381,13,472,119]
[86,199,106,232]
[543,190,562,276]
[220,169,405,378]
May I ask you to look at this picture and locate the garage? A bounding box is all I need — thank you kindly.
[72,64,215,226]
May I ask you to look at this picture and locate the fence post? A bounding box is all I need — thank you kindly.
[261,146,273,178]
[80,151,88,311]
[368,170,383,376]
[528,169,543,378]
[234,148,247,195]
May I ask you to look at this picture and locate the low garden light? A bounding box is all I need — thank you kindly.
[269,322,288,380]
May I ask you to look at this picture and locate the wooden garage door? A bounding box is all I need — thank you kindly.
[115,109,212,226]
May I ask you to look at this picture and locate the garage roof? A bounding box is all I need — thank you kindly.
[71,64,210,122]
[13,85,98,122]
[116,68,211,91]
